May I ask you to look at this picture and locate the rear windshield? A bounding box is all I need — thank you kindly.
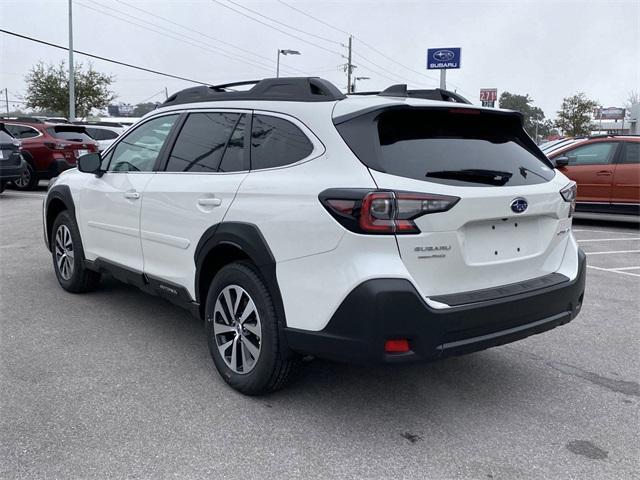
[46,126,94,143]
[336,108,555,187]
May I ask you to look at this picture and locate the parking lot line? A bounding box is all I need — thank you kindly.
[577,238,640,242]
[585,249,640,255]
[574,229,640,236]
[611,266,640,271]
[587,265,640,277]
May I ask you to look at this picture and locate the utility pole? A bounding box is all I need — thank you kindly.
[68,0,75,121]
[346,35,353,93]
[4,88,9,114]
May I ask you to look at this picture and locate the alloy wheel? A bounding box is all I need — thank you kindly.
[55,224,75,280]
[14,166,31,189]
[212,285,262,374]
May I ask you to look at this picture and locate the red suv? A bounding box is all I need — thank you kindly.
[1,118,98,190]
[546,135,639,217]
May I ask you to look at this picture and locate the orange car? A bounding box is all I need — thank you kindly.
[546,135,639,217]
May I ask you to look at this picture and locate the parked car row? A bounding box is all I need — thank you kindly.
[0,117,126,190]
[0,123,27,193]
[543,135,640,217]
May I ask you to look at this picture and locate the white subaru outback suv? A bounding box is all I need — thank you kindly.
[43,77,586,395]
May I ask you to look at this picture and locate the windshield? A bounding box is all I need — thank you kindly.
[335,107,555,187]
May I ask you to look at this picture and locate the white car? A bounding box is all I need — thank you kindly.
[74,123,126,152]
[43,77,586,395]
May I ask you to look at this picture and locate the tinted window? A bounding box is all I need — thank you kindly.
[0,130,14,143]
[564,142,617,166]
[5,124,39,139]
[46,126,94,142]
[166,112,242,172]
[101,129,119,140]
[622,142,639,164]
[250,115,313,170]
[109,115,178,172]
[85,128,104,140]
[337,108,554,187]
[219,115,247,172]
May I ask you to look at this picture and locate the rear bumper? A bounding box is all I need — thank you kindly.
[285,249,586,364]
[0,158,27,182]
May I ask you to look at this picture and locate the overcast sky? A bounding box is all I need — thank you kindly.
[1,0,638,119]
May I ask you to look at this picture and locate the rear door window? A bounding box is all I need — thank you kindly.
[336,108,555,187]
[166,112,245,173]
[563,142,618,166]
[250,115,313,170]
[5,124,40,139]
[621,142,640,164]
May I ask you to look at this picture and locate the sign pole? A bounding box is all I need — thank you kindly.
[68,0,75,121]
[440,69,446,90]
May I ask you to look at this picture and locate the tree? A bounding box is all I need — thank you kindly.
[498,92,547,139]
[24,61,115,118]
[555,93,599,136]
[133,102,160,117]
[626,90,639,111]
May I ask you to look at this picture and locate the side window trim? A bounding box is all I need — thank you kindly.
[104,112,182,172]
[155,111,188,172]
[249,110,325,172]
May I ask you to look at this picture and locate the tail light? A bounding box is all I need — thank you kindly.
[44,141,71,150]
[320,189,459,234]
[560,182,577,217]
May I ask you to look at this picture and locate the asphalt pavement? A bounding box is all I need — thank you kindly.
[1,188,639,480]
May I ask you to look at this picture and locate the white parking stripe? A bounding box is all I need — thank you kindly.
[578,238,640,242]
[587,265,640,277]
[611,266,640,271]
[574,229,640,236]
[585,250,640,255]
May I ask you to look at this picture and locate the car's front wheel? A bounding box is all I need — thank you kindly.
[51,211,101,293]
[205,262,299,395]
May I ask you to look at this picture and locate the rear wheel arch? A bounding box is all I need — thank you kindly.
[194,222,287,328]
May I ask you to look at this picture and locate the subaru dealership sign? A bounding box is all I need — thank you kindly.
[427,48,461,69]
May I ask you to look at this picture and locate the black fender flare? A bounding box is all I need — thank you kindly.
[44,184,76,251]
[194,222,288,329]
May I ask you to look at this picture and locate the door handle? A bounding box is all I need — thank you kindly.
[123,191,140,200]
[596,171,612,176]
[198,197,222,207]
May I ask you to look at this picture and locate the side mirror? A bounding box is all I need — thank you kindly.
[554,156,570,167]
[78,152,103,176]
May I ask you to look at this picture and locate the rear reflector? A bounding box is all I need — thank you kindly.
[384,339,410,353]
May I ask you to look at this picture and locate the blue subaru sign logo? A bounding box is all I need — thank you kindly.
[427,47,461,69]
[510,198,528,214]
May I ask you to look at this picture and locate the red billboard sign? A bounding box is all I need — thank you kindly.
[480,88,498,102]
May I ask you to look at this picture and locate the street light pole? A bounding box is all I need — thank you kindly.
[68,0,75,121]
[276,49,301,78]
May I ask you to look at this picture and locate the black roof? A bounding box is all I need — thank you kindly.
[163,77,346,106]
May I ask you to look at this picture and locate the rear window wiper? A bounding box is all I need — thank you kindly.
[425,169,513,186]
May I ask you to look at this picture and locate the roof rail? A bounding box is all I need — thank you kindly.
[0,116,44,124]
[350,85,472,104]
[163,77,346,106]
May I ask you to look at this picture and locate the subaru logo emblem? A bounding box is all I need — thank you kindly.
[510,198,528,214]
[433,49,455,62]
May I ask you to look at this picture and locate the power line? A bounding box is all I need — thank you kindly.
[224,0,342,46]
[0,28,210,85]
[74,0,283,75]
[110,0,308,76]
[210,0,343,57]
[276,0,449,87]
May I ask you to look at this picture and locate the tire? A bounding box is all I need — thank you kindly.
[51,211,101,293]
[0,183,5,194]
[12,162,38,191]
[205,261,299,395]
